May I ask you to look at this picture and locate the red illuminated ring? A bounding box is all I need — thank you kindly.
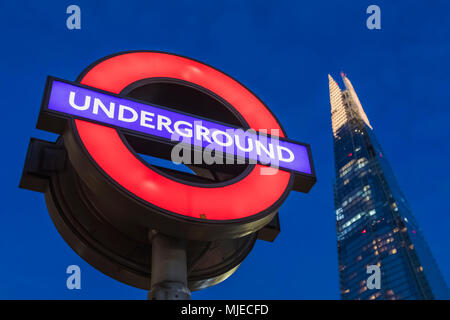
[75,51,292,221]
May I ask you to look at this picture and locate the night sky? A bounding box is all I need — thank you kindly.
[1,1,449,299]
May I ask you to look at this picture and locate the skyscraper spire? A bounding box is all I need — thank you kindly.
[328,73,373,136]
[340,73,373,129]
[328,74,347,137]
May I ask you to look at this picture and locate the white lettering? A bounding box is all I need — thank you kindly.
[235,134,253,153]
[255,140,275,160]
[118,105,138,122]
[277,146,295,162]
[69,91,90,110]
[93,98,114,118]
[195,124,212,143]
[140,110,155,129]
[174,121,193,138]
[157,115,174,133]
[211,130,233,147]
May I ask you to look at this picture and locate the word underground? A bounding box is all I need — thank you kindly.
[45,78,312,174]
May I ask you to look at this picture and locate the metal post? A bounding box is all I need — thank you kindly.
[148,230,191,300]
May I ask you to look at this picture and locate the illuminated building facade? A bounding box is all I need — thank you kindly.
[329,73,449,300]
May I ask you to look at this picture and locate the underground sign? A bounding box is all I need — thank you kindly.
[20,51,316,289]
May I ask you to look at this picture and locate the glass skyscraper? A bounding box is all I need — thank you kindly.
[329,73,449,300]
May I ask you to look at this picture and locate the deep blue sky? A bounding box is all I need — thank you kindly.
[1,1,449,299]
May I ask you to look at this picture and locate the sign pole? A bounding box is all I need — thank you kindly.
[148,230,191,300]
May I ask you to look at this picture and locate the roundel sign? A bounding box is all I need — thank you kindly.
[34,51,316,241]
